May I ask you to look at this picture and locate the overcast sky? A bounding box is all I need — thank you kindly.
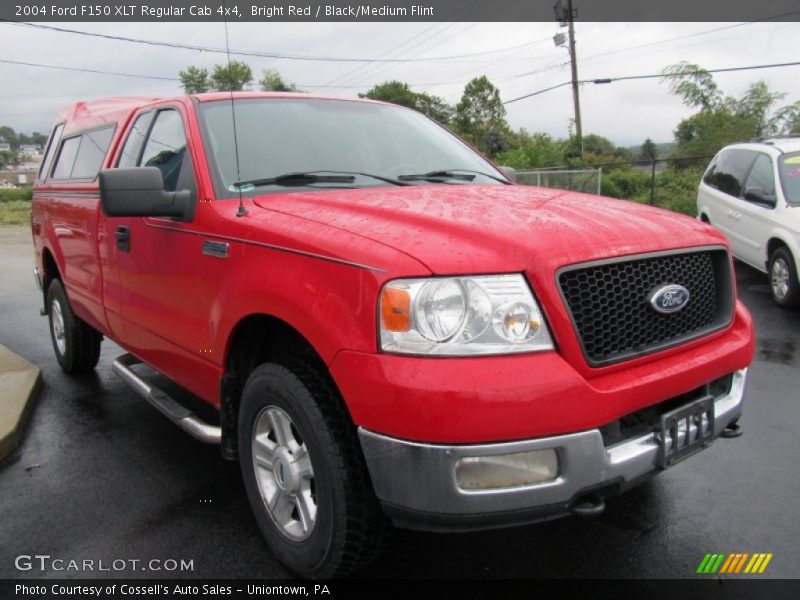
[1,19,799,146]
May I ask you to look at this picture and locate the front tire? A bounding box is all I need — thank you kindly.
[238,361,388,578]
[768,247,800,308]
[46,279,102,373]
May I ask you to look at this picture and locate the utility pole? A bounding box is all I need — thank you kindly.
[554,0,582,156]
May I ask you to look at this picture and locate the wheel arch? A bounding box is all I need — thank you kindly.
[40,246,61,312]
[766,231,800,277]
[218,312,349,460]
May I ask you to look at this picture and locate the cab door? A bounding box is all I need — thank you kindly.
[101,104,217,400]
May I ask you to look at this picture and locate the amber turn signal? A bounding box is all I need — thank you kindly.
[380,287,411,332]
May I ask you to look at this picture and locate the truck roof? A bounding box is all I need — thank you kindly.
[190,91,383,104]
[58,96,162,133]
[56,92,383,133]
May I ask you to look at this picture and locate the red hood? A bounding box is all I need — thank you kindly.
[253,184,726,275]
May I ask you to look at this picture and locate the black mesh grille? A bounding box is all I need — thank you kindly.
[558,249,733,366]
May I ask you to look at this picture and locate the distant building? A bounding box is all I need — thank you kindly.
[20,144,42,156]
[17,161,41,172]
[0,142,11,152]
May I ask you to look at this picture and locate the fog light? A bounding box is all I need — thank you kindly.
[455,449,559,490]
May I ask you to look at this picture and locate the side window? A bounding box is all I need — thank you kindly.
[139,110,189,192]
[118,111,154,168]
[51,136,81,180]
[742,154,776,205]
[703,149,757,198]
[71,127,115,179]
[50,126,115,181]
[38,123,64,181]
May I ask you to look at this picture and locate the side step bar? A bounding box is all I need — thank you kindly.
[111,353,221,444]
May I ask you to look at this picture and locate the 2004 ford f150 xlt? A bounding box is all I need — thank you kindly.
[31,93,754,577]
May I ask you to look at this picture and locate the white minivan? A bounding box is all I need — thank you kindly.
[697,138,800,307]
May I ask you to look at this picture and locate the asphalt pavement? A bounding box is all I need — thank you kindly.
[0,226,798,579]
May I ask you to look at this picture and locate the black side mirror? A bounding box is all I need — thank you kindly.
[498,166,517,183]
[99,167,194,221]
[744,186,776,207]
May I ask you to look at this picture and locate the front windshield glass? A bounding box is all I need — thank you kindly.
[198,97,504,197]
[778,151,800,205]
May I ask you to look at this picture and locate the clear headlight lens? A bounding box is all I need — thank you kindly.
[379,274,554,355]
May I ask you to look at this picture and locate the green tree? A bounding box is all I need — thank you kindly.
[455,76,508,155]
[0,126,18,149]
[360,81,454,125]
[662,63,800,157]
[179,65,211,94]
[259,69,302,92]
[673,108,756,159]
[770,102,800,135]
[661,62,723,111]
[494,131,565,169]
[414,92,454,125]
[0,150,18,169]
[732,80,786,137]
[582,134,616,157]
[211,60,253,92]
[640,138,658,161]
[361,80,418,108]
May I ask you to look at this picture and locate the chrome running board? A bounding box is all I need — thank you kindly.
[111,353,221,444]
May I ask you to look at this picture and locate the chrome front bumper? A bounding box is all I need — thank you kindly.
[359,369,747,531]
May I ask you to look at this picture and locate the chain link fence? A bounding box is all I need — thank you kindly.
[515,168,602,194]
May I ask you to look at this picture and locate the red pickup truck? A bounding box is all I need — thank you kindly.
[31,93,754,577]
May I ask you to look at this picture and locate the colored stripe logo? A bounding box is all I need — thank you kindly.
[696,553,773,574]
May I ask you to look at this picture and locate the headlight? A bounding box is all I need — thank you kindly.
[379,274,554,355]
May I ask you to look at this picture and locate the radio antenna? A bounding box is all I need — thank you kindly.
[223,1,248,217]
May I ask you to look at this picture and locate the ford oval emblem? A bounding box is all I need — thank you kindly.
[648,284,690,314]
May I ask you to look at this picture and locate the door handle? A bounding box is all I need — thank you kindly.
[115,226,130,252]
[726,209,741,221]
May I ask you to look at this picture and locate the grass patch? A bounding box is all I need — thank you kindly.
[0,200,31,226]
[0,188,33,202]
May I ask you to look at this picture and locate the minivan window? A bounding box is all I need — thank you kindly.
[38,123,64,181]
[198,98,504,197]
[742,153,776,205]
[118,111,155,168]
[777,152,800,205]
[139,110,188,191]
[50,126,115,181]
[703,149,758,198]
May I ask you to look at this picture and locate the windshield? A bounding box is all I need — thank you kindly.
[778,151,800,205]
[198,97,505,197]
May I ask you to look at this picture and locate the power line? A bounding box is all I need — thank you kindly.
[0,20,548,64]
[503,82,572,105]
[320,0,495,92]
[0,58,181,81]
[503,60,800,105]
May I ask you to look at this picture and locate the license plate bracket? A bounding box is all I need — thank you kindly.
[657,395,715,469]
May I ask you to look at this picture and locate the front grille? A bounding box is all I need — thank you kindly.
[558,248,734,366]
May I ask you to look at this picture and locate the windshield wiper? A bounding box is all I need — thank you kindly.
[398,170,476,182]
[231,170,411,190]
[397,169,511,184]
[231,172,356,189]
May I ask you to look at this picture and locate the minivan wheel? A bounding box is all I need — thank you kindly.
[46,279,102,373]
[238,361,389,578]
[769,247,800,308]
